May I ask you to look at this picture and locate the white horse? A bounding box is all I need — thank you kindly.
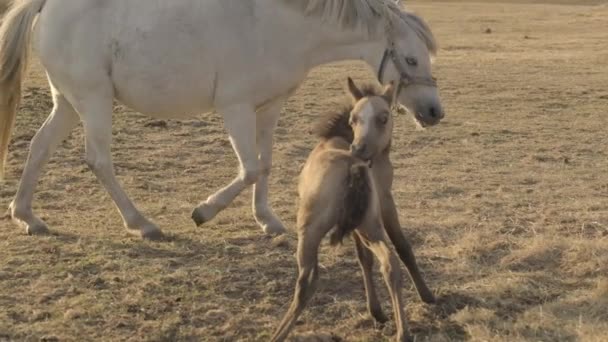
[0,0,444,239]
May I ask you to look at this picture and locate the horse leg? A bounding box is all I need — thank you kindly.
[71,87,162,240]
[192,104,259,225]
[353,233,388,324]
[271,226,324,342]
[357,219,411,342]
[380,191,435,303]
[252,99,287,235]
[9,90,79,235]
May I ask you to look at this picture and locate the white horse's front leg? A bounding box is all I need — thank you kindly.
[252,99,287,235]
[192,104,260,226]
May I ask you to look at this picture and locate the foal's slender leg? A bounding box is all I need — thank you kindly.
[71,87,162,240]
[10,91,79,235]
[357,221,411,342]
[353,233,388,324]
[192,104,260,225]
[380,191,435,303]
[271,227,325,342]
[252,99,287,235]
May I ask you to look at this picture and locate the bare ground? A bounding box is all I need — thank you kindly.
[1,1,608,341]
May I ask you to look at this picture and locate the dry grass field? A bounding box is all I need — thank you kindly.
[1,1,608,341]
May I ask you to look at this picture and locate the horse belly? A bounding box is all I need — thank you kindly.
[108,14,217,118]
[111,66,215,119]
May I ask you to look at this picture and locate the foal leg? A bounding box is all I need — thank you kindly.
[252,99,287,235]
[10,91,79,235]
[380,191,435,303]
[357,220,411,342]
[271,227,325,342]
[353,233,388,324]
[192,104,260,226]
[71,88,162,240]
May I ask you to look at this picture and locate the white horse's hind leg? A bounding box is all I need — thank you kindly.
[192,104,260,226]
[10,91,79,235]
[252,99,287,235]
[72,88,163,240]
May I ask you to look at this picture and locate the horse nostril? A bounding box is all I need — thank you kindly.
[429,106,438,118]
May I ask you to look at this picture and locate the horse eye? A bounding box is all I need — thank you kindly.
[378,114,388,125]
[406,57,418,66]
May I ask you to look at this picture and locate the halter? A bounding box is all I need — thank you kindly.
[376,49,437,87]
[376,17,437,107]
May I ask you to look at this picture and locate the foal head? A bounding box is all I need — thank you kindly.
[347,77,395,162]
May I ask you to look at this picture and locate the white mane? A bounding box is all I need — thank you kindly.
[280,0,437,55]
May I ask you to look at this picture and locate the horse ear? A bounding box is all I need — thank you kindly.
[381,81,396,105]
[347,77,363,101]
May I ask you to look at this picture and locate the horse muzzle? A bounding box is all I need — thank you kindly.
[350,143,373,162]
[415,103,444,127]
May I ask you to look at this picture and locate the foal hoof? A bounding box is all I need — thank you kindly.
[371,310,389,324]
[400,335,414,342]
[421,292,436,304]
[418,288,436,304]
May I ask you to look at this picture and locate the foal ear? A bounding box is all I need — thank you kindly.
[381,81,396,105]
[347,77,363,101]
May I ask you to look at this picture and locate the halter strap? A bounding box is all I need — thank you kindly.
[376,48,437,88]
[377,7,437,106]
[376,47,437,110]
[377,49,391,84]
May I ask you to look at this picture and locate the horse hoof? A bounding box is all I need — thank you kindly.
[191,204,218,226]
[262,222,287,236]
[191,207,207,226]
[142,229,165,241]
[26,222,50,236]
[259,215,287,235]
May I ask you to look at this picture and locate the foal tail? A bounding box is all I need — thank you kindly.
[0,0,47,180]
[330,162,371,245]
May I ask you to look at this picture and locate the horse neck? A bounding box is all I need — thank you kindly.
[304,34,386,71]
[369,150,392,193]
[272,6,387,73]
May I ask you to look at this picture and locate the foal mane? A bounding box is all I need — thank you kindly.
[280,0,437,55]
[312,83,383,143]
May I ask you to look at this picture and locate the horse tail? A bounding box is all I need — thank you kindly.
[0,0,47,180]
[330,161,371,246]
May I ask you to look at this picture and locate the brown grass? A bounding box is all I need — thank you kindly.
[0,0,9,14]
[1,1,608,341]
